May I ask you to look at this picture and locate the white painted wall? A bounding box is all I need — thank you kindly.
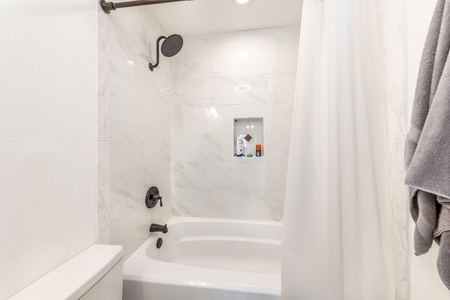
[0,1,97,298]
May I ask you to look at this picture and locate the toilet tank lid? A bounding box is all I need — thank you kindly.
[9,244,123,300]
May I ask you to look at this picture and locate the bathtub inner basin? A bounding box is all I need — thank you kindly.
[148,233,281,274]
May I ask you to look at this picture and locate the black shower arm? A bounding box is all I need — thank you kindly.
[149,36,166,71]
[100,0,192,14]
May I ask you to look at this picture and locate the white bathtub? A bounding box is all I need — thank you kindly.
[123,217,282,300]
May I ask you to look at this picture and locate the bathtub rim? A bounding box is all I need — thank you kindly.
[166,216,283,227]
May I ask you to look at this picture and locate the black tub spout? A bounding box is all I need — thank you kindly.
[150,223,168,233]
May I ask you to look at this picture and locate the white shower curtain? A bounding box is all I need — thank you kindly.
[282,0,394,299]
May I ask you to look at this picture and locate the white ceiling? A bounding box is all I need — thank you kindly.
[148,0,303,36]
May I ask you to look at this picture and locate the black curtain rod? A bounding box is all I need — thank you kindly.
[100,0,193,14]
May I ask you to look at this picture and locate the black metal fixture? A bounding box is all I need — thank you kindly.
[100,0,193,14]
[145,186,163,208]
[150,223,168,233]
[156,238,163,249]
[149,34,183,71]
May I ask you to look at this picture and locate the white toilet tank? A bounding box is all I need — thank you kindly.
[9,245,123,300]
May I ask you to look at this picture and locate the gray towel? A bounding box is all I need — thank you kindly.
[405,0,450,290]
[437,207,450,290]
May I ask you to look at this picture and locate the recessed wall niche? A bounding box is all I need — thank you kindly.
[234,118,264,157]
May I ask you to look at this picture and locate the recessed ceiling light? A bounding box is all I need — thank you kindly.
[235,0,250,5]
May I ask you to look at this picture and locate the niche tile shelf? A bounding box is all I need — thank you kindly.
[234,118,264,157]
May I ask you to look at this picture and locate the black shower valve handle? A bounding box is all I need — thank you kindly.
[154,194,163,207]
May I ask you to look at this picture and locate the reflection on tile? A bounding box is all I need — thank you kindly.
[208,108,234,134]
[211,75,271,103]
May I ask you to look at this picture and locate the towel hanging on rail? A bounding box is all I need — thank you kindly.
[405,0,450,291]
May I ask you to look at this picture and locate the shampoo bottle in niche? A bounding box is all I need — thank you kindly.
[256,144,262,157]
[237,136,245,157]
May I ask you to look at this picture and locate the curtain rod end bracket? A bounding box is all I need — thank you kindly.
[100,0,115,14]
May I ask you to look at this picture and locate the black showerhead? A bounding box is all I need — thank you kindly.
[161,34,183,57]
[149,34,184,71]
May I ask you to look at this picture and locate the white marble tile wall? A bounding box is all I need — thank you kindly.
[171,26,300,221]
[97,4,111,243]
[97,6,173,259]
[387,0,450,298]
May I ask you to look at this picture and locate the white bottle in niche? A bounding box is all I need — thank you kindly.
[236,136,245,157]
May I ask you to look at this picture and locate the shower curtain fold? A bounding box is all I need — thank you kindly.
[281,0,394,299]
